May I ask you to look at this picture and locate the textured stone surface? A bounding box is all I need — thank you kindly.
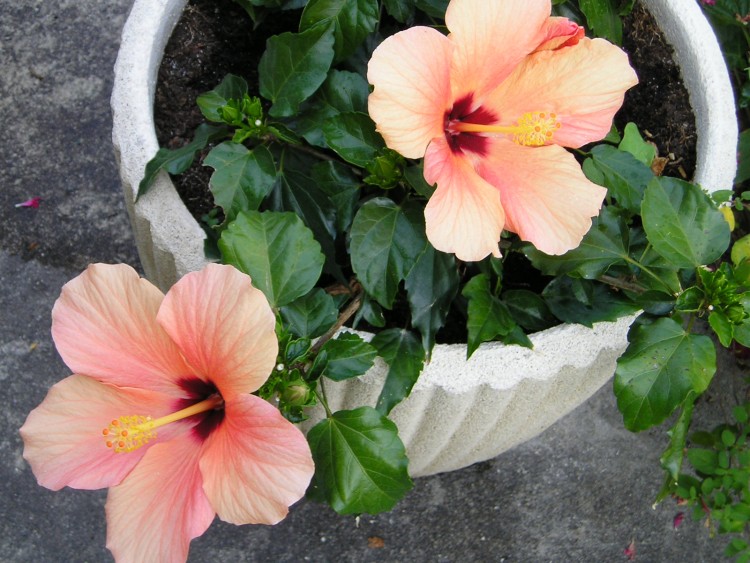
[0,0,737,561]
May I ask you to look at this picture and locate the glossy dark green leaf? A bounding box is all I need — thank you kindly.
[311,332,378,381]
[737,129,750,184]
[614,317,716,431]
[502,289,557,332]
[196,74,249,122]
[462,274,517,358]
[306,406,413,514]
[588,144,654,213]
[543,276,639,327]
[269,149,341,281]
[138,124,227,199]
[350,198,428,309]
[372,329,426,415]
[415,0,448,18]
[294,70,370,147]
[404,164,436,198]
[642,176,731,268]
[687,448,719,476]
[323,111,385,167]
[524,206,630,278]
[311,160,360,233]
[383,0,415,22]
[203,143,276,221]
[280,288,338,339]
[219,210,324,307]
[258,25,335,117]
[404,244,460,355]
[300,0,378,63]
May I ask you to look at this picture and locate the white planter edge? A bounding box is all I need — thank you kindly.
[111,0,737,477]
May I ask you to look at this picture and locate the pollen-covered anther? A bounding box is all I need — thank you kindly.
[512,112,561,146]
[103,415,155,453]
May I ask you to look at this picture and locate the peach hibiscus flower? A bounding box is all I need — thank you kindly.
[20,263,314,563]
[367,0,638,261]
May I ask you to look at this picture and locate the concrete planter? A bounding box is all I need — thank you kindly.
[111,0,737,477]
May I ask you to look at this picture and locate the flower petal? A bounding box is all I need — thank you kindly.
[51,263,193,395]
[20,374,179,491]
[485,38,638,148]
[446,0,552,102]
[157,264,278,400]
[367,26,452,158]
[477,140,607,255]
[106,436,214,563]
[533,17,585,51]
[200,394,314,525]
[423,137,505,262]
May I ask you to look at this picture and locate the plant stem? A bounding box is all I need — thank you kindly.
[310,287,364,356]
[315,381,333,418]
[599,274,648,294]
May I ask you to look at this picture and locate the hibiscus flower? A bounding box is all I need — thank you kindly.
[367,0,638,261]
[20,263,314,562]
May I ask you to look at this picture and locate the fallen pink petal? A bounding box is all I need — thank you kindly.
[673,512,685,529]
[15,196,42,208]
[624,539,636,560]
[367,0,638,261]
[20,263,314,563]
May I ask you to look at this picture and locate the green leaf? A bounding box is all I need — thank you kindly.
[687,448,720,476]
[735,318,750,348]
[524,206,630,278]
[642,176,731,268]
[372,329,426,415]
[300,0,378,63]
[737,129,750,184]
[404,164,436,199]
[294,70,369,147]
[350,198,428,309]
[219,210,325,307]
[404,245,460,355]
[708,310,733,348]
[280,288,338,338]
[618,122,656,166]
[311,160,360,233]
[203,143,276,221]
[543,276,639,327]
[578,0,622,44]
[414,0,448,18]
[383,0,415,22]
[269,148,341,281]
[139,124,227,199]
[311,332,378,381]
[614,317,717,431]
[502,289,557,332]
[322,111,385,167]
[462,274,517,358]
[589,144,654,213]
[660,393,697,482]
[258,24,335,117]
[306,406,413,514]
[196,74,249,122]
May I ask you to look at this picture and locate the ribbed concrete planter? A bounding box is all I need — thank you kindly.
[112,0,737,477]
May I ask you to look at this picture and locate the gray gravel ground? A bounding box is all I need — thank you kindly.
[0,1,737,561]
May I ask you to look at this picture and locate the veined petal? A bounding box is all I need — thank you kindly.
[51,263,192,396]
[533,17,585,51]
[485,38,638,148]
[157,264,277,400]
[20,375,180,491]
[368,26,451,158]
[423,137,505,262]
[446,0,552,103]
[200,394,314,525]
[106,436,214,563]
[477,140,607,255]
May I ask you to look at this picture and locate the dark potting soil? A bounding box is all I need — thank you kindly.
[154,0,697,224]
